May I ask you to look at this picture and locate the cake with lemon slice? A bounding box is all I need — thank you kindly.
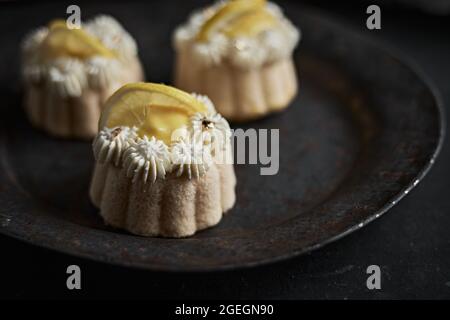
[89,83,236,238]
[21,15,144,138]
[173,0,300,121]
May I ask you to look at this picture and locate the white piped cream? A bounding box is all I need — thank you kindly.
[21,15,139,97]
[123,136,171,184]
[47,58,87,97]
[171,138,212,180]
[85,15,138,60]
[86,56,122,89]
[93,126,138,166]
[173,1,300,68]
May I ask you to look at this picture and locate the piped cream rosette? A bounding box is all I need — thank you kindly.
[89,83,236,238]
[21,15,144,138]
[174,0,299,69]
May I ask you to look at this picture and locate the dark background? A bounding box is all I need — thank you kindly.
[0,0,449,299]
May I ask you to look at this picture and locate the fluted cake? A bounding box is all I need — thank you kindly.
[21,15,144,139]
[89,83,236,238]
[173,0,300,121]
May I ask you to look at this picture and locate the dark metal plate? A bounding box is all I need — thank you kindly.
[0,1,444,271]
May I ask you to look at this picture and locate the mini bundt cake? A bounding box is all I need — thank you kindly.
[173,0,300,122]
[21,15,144,139]
[89,83,236,238]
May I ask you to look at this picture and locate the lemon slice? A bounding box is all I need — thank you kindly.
[224,9,277,37]
[40,19,115,60]
[99,83,208,144]
[197,0,266,41]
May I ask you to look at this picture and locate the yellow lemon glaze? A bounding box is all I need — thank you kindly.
[40,19,115,60]
[197,0,267,41]
[99,83,208,144]
[224,9,277,37]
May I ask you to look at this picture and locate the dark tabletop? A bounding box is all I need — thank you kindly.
[0,1,449,299]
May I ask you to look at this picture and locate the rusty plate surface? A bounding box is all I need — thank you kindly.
[0,1,444,271]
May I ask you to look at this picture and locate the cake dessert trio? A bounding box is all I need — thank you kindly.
[20,0,300,238]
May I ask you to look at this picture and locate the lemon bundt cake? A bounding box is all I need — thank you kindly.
[21,15,144,139]
[173,0,300,122]
[89,83,236,238]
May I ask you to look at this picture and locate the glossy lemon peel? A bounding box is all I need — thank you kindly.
[197,0,272,41]
[40,19,115,61]
[99,83,208,145]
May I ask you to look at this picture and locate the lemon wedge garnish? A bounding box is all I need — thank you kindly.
[224,9,277,37]
[40,19,115,60]
[197,0,266,41]
[99,83,207,144]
